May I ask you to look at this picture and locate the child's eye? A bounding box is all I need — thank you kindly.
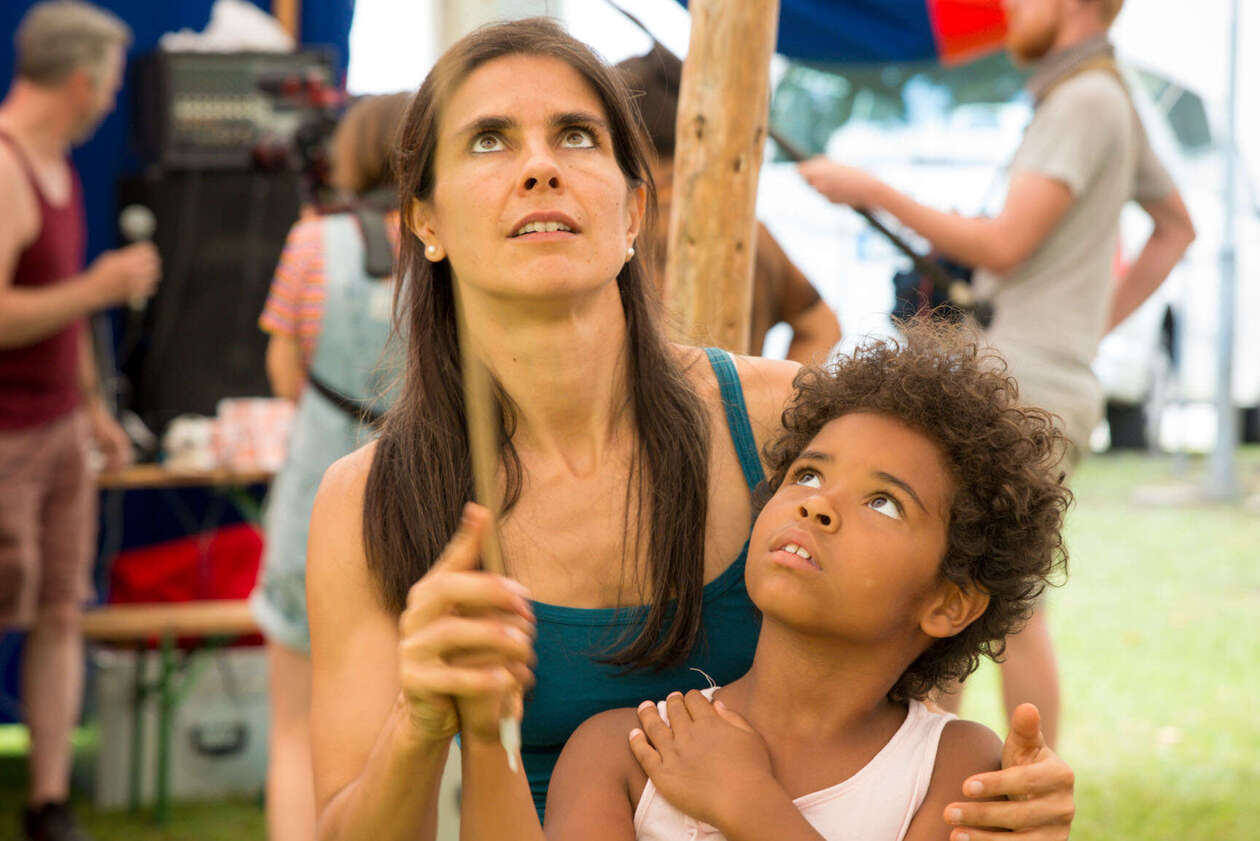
[868,494,903,520]
[792,468,822,488]
[561,128,595,148]
[471,132,505,153]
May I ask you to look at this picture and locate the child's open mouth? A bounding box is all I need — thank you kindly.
[770,541,821,571]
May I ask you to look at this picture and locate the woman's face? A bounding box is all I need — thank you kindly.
[415,54,645,302]
[746,412,957,643]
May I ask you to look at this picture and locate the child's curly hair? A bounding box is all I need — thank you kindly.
[758,319,1072,702]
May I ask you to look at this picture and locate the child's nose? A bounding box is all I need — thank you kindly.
[797,496,839,531]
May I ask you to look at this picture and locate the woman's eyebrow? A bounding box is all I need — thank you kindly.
[454,112,608,140]
[455,115,515,139]
[873,471,927,513]
[548,111,608,131]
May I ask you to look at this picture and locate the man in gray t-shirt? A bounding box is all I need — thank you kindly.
[798,0,1195,749]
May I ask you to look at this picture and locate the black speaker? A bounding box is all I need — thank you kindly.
[117,170,301,433]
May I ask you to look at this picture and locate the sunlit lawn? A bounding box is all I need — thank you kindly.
[960,447,1260,841]
[1,448,1257,840]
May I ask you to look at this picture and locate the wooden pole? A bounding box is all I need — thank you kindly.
[665,0,780,353]
[452,287,520,771]
[272,0,300,40]
[453,291,506,575]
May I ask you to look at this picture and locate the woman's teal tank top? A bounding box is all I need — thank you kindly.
[520,348,766,818]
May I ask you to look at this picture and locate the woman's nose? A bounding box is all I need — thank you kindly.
[797,495,839,531]
[520,148,561,192]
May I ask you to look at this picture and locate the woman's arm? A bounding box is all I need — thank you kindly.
[260,217,321,399]
[266,333,306,400]
[785,300,841,367]
[308,447,448,841]
[308,451,537,841]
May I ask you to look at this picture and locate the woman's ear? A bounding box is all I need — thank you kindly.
[920,580,990,640]
[626,182,647,248]
[406,198,445,261]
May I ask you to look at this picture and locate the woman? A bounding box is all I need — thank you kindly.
[253,91,410,841]
[307,19,1074,841]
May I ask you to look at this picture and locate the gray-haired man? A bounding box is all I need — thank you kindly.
[0,3,159,839]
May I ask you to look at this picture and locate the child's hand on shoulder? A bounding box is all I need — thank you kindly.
[629,690,776,831]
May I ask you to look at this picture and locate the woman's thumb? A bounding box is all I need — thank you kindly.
[434,502,489,571]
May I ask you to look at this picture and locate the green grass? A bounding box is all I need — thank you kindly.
[1,448,1257,840]
[959,447,1260,841]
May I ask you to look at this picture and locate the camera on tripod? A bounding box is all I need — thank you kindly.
[253,68,347,205]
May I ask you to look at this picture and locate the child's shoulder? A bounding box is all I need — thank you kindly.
[937,718,1002,772]
[569,706,645,745]
[551,707,651,814]
[902,716,1002,841]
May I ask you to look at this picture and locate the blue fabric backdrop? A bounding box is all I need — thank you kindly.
[676,0,939,65]
[0,0,352,263]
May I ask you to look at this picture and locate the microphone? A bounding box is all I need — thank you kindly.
[119,204,156,312]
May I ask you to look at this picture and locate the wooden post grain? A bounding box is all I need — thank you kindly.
[665,0,780,353]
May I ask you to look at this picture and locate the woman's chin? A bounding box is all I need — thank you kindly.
[479,264,623,301]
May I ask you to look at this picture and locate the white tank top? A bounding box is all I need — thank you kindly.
[633,688,955,841]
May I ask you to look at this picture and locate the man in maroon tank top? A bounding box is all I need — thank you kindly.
[0,4,159,839]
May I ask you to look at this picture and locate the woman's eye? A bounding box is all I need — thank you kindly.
[868,495,903,520]
[472,133,504,153]
[793,469,822,489]
[562,128,595,148]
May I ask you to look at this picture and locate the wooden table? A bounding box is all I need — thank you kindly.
[97,464,273,491]
[89,465,272,822]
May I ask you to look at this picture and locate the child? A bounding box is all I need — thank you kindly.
[460,322,1071,841]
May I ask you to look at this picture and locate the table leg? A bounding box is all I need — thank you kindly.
[129,642,145,814]
[156,634,175,824]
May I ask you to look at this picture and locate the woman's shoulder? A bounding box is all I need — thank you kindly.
[672,344,800,445]
[319,438,378,502]
[307,440,378,580]
[730,353,800,430]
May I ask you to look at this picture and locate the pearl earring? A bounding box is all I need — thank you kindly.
[627,245,636,260]
[426,244,438,258]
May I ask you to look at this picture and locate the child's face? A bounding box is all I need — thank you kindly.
[747,412,957,641]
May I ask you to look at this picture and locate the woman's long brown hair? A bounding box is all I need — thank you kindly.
[362,18,712,671]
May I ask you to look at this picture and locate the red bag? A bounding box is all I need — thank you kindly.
[106,524,265,647]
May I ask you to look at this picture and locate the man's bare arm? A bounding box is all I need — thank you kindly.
[0,147,159,348]
[1106,189,1195,331]
[799,161,1074,276]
